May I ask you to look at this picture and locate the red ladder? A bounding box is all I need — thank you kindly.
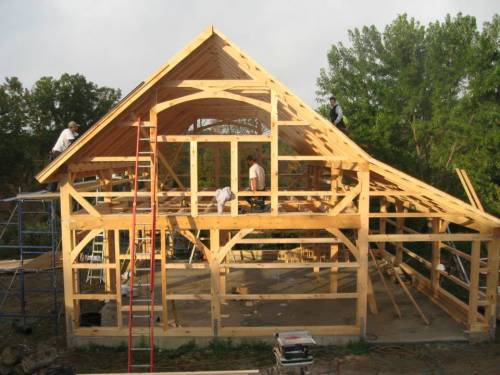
[127,118,158,372]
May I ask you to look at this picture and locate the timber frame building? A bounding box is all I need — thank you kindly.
[36,27,500,345]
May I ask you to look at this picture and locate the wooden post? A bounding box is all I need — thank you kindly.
[379,198,387,252]
[485,239,499,338]
[60,176,77,346]
[190,141,198,216]
[356,165,369,338]
[231,141,238,216]
[161,228,168,331]
[395,201,404,265]
[468,240,480,328]
[215,146,221,188]
[431,218,441,297]
[330,162,340,210]
[330,244,339,293]
[114,229,123,329]
[210,229,221,336]
[270,90,278,215]
[103,231,111,293]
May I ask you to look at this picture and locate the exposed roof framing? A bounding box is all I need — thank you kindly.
[35,26,499,230]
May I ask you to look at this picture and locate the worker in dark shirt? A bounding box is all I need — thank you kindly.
[329,96,347,133]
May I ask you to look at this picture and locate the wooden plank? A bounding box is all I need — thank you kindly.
[88,156,150,162]
[325,228,360,260]
[190,141,198,217]
[468,240,481,327]
[230,141,238,216]
[178,230,212,263]
[277,120,309,126]
[431,219,441,296]
[162,79,265,88]
[161,228,168,331]
[210,229,221,336]
[166,294,212,301]
[226,262,358,269]
[456,168,483,211]
[277,155,349,161]
[270,90,278,215]
[237,237,341,244]
[369,249,401,318]
[329,183,361,216]
[158,135,271,142]
[71,213,361,230]
[222,293,358,300]
[73,294,118,300]
[368,233,494,242]
[70,229,102,263]
[60,177,77,342]
[393,269,430,325]
[219,325,359,337]
[216,229,253,263]
[356,168,369,337]
[485,239,500,337]
[66,183,102,218]
[114,230,123,329]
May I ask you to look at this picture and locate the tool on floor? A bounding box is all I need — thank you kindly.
[272,331,315,375]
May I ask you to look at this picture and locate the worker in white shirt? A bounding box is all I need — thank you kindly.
[48,121,80,191]
[245,155,268,212]
[51,121,80,157]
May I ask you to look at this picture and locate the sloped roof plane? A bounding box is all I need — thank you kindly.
[35,26,499,230]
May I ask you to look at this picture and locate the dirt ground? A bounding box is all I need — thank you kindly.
[1,271,500,374]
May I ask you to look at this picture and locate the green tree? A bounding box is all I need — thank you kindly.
[317,13,500,214]
[0,74,121,197]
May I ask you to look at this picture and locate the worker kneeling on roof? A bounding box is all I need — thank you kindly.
[51,120,80,157]
[48,121,80,191]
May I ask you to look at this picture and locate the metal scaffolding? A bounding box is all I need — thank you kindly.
[0,191,62,333]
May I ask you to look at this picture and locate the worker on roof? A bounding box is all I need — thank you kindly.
[48,121,80,191]
[244,155,268,212]
[52,120,80,156]
[329,96,347,133]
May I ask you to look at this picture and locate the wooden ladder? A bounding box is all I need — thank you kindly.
[127,118,158,372]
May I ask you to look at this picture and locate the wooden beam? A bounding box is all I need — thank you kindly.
[222,293,357,300]
[277,155,350,161]
[190,141,198,217]
[66,183,101,218]
[329,183,361,216]
[216,229,253,263]
[210,229,221,336]
[162,79,266,88]
[158,135,271,142]
[70,229,102,263]
[230,141,238,216]
[88,156,150,162]
[468,240,481,328]
[325,228,360,260]
[393,268,430,325]
[368,233,494,242]
[226,262,358,269]
[178,229,212,263]
[431,219,443,297]
[485,239,500,337]
[60,177,76,343]
[270,90,278,215]
[456,168,484,212]
[71,213,361,230]
[277,120,309,126]
[356,168,369,337]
